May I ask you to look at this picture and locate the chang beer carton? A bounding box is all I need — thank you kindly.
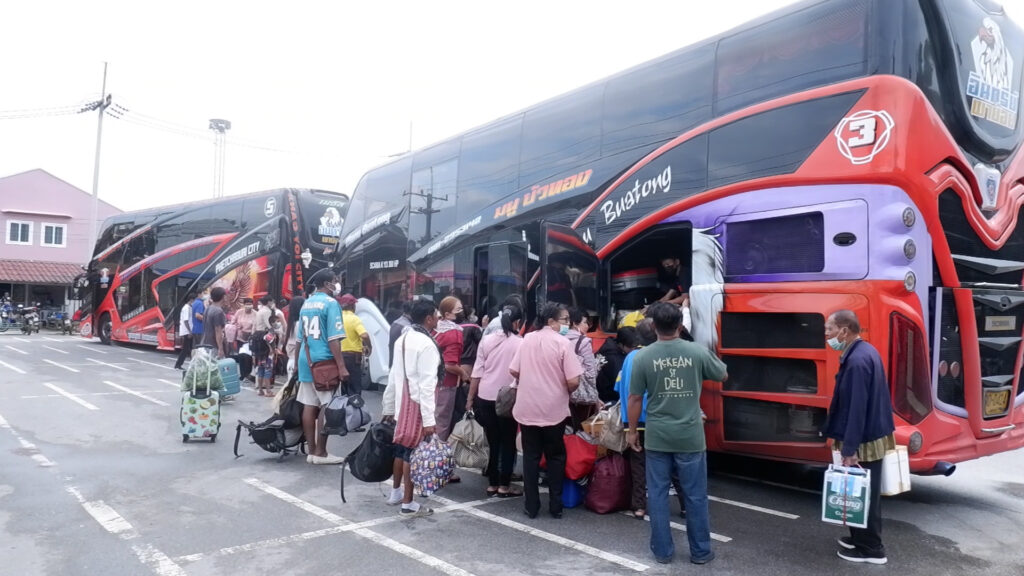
[821,465,870,528]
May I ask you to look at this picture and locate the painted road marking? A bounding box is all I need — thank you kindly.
[66,486,187,576]
[10,391,171,400]
[430,494,650,572]
[127,357,176,371]
[175,496,500,564]
[0,359,26,374]
[617,511,732,543]
[79,345,107,354]
[244,478,478,576]
[708,495,799,519]
[0,412,56,467]
[88,357,130,371]
[43,345,68,354]
[158,379,181,388]
[4,345,27,355]
[103,381,169,406]
[42,337,65,342]
[43,358,80,373]
[42,383,100,411]
[13,337,30,343]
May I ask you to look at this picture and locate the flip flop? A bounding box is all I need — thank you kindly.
[497,489,523,498]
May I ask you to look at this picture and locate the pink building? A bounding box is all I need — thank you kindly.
[1,169,122,311]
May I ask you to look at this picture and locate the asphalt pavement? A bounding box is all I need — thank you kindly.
[1,330,1021,576]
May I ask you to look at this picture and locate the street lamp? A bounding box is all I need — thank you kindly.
[208,118,231,198]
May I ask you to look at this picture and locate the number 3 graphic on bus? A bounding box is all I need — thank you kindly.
[834,109,895,166]
[301,315,322,340]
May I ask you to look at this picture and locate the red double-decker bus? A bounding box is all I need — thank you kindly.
[82,188,347,349]
[335,0,1024,474]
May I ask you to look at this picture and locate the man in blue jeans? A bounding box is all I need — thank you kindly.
[626,302,727,565]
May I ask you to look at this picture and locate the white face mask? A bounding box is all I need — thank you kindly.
[335,283,342,294]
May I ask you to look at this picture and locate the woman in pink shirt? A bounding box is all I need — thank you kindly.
[509,302,583,519]
[467,304,524,498]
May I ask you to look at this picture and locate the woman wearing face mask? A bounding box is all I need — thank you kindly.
[509,302,583,519]
[433,296,469,445]
[232,298,257,355]
[565,307,600,429]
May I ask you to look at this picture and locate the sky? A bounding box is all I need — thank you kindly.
[0,0,1019,213]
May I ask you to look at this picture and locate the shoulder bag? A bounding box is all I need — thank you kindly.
[393,334,424,448]
[303,328,341,392]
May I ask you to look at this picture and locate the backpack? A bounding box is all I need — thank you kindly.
[233,415,305,461]
[340,420,396,503]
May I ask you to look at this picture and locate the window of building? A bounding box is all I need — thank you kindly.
[6,220,32,245]
[41,223,67,247]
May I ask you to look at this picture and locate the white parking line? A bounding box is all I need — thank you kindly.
[89,358,130,371]
[617,511,732,542]
[175,495,501,564]
[430,494,650,571]
[66,486,187,576]
[0,359,26,374]
[103,381,169,406]
[13,337,31,343]
[127,357,176,371]
[0,412,56,467]
[43,383,100,410]
[4,345,27,355]
[43,345,69,354]
[79,345,107,354]
[708,495,799,519]
[42,337,65,342]
[244,478,478,576]
[43,358,80,373]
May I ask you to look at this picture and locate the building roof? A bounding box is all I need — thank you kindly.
[0,259,83,285]
[0,168,122,213]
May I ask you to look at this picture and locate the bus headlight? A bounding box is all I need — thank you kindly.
[904,271,917,292]
[903,239,917,261]
[909,431,923,454]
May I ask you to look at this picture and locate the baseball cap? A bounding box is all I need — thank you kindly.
[338,293,358,306]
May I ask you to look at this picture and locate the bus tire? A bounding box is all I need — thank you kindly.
[98,313,112,345]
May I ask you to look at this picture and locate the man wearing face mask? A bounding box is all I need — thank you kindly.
[822,309,895,565]
[657,256,689,307]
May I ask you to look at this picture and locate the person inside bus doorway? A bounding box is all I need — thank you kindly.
[295,268,349,465]
[657,256,690,307]
[823,309,895,565]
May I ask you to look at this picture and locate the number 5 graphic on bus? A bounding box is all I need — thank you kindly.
[301,315,322,340]
[834,110,895,166]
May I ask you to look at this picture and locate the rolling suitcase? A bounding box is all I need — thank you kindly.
[218,358,241,398]
[181,368,220,443]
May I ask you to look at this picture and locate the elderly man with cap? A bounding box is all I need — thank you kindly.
[337,293,371,399]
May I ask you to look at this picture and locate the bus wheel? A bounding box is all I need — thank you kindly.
[98,313,112,345]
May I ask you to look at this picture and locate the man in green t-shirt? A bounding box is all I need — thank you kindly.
[626,302,727,566]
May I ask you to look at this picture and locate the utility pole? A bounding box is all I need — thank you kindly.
[208,118,231,198]
[87,62,111,255]
[405,168,446,244]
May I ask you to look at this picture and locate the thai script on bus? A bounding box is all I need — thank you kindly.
[599,165,672,226]
[427,215,483,256]
[343,211,392,247]
[495,169,593,219]
[967,72,1020,129]
[215,241,261,274]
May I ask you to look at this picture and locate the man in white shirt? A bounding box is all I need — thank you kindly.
[382,298,442,518]
[173,291,195,370]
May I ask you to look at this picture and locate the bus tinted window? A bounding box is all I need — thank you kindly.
[603,46,715,159]
[519,86,603,189]
[340,176,368,238]
[364,157,411,222]
[457,116,522,220]
[714,0,869,116]
[409,159,458,248]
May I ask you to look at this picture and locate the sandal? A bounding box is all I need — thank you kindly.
[633,509,646,519]
[497,488,523,498]
[486,487,499,497]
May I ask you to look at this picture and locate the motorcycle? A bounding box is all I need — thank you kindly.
[17,305,40,335]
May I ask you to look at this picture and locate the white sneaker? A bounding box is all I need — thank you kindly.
[400,505,434,518]
[386,488,403,506]
[309,454,345,465]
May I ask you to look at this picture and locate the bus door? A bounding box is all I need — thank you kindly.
[473,241,530,319]
[540,223,600,318]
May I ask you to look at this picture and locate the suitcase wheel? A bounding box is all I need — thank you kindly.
[210,434,217,443]
[182,434,189,443]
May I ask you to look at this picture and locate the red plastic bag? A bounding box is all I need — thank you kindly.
[564,433,598,480]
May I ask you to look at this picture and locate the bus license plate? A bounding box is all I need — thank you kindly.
[983,389,1011,417]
